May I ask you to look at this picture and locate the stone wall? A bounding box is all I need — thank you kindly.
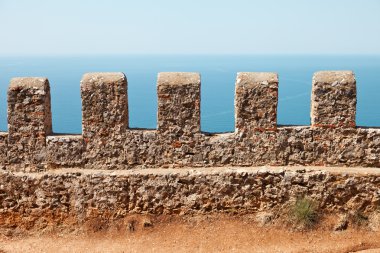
[0,167,379,231]
[0,70,379,171]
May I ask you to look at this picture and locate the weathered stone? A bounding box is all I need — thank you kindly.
[0,167,379,231]
[359,128,380,167]
[0,132,7,165]
[277,127,314,165]
[157,72,201,136]
[235,72,278,133]
[0,71,379,170]
[369,212,380,231]
[81,73,128,169]
[334,214,349,231]
[46,134,84,167]
[255,211,274,226]
[311,71,356,128]
[7,77,52,169]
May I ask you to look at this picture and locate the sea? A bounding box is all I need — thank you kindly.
[0,55,379,134]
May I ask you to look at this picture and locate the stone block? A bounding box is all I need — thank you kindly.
[311,71,356,128]
[358,128,380,167]
[7,77,52,167]
[312,128,364,166]
[235,72,278,133]
[46,134,85,167]
[277,127,314,165]
[81,72,128,168]
[0,132,7,166]
[157,72,201,138]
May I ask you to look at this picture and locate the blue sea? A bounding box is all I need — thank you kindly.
[0,55,379,134]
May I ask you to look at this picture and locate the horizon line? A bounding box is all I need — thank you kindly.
[1,53,380,58]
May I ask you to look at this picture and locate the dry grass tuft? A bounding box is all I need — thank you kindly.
[288,197,319,229]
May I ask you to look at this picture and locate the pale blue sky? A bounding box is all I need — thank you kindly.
[0,0,379,55]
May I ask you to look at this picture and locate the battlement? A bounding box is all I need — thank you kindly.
[1,70,379,171]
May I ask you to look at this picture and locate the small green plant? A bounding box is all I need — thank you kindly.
[289,197,318,229]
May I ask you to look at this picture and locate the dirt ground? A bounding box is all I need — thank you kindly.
[0,215,379,253]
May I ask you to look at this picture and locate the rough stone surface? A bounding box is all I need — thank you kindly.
[0,132,7,167]
[157,72,201,136]
[235,72,278,132]
[311,71,356,128]
[46,135,85,167]
[0,167,379,231]
[7,78,52,169]
[0,71,379,170]
[81,73,128,169]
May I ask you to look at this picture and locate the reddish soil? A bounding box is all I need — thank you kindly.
[0,215,379,253]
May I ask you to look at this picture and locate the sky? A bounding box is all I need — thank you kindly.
[0,0,379,55]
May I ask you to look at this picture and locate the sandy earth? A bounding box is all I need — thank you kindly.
[0,215,379,253]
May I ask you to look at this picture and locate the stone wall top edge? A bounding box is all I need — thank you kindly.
[4,166,380,178]
[9,77,49,89]
[312,70,356,84]
[236,72,278,86]
[3,126,380,136]
[80,72,126,88]
[46,134,83,139]
[157,72,200,87]
[128,128,157,132]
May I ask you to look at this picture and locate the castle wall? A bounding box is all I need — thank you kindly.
[1,71,379,170]
[6,78,52,170]
[81,73,128,169]
[0,167,379,231]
